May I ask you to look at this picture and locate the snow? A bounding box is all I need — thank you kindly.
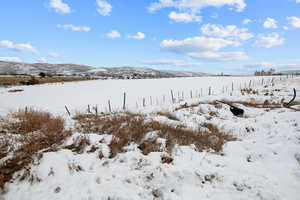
[1,76,300,200]
[0,76,279,115]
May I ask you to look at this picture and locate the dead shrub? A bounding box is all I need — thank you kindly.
[0,109,70,191]
[73,112,235,158]
[161,155,173,164]
[65,136,90,154]
[4,108,65,135]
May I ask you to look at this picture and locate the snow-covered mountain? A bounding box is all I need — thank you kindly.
[0,61,209,78]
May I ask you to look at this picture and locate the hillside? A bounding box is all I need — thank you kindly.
[0,61,208,78]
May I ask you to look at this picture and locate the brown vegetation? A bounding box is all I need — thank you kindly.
[0,75,96,87]
[0,109,70,191]
[73,112,235,158]
[3,108,65,135]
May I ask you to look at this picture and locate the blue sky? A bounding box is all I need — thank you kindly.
[1,0,300,74]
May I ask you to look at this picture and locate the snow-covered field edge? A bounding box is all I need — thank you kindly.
[0,76,300,200]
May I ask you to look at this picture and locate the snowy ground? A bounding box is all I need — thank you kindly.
[1,76,300,200]
[0,76,280,115]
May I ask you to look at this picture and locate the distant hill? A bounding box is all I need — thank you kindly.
[0,61,209,78]
[278,70,300,75]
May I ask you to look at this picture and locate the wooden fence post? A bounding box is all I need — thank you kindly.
[108,100,111,113]
[65,106,71,116]
[171,90,174,103]
[123,92,126,110]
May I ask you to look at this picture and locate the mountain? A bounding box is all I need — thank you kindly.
[0,61,209,78]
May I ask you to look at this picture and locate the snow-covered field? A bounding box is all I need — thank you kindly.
[1,76,300,200]
[0,76,281,115]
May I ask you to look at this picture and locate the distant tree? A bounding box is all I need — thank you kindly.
[39,72,46,78]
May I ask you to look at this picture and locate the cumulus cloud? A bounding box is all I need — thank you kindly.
[201,24,253,41]
[283,26,289,30]
[149,0,246,13]
[0,40,39,54]
[148,0,246,23]
[253,33,284,48]
[97,0,112,16]
[49,52,60,57]
[57,24,91,32]
[106,30,121,39]
[160,36,247,61]
[129,32,145,40]
[49,0,71,14]
[140,59,202,67]
[263,17,278,29]
[287,16,300,28]
[168,11,201,23]
[0,57,22,62]
[242,18,252,25]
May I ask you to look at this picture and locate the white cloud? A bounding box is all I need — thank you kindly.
[129,32,146,40]
[106,30,121,39]
[49,52,60,57]
[140,59,202,67]
[96,0,112,16]
[287,16,300,28]
[263,17,278,29]
[296,0,300,3]
[0,57,22,62]
[57,24,91,32]
[36,57,47,63]
[168,11,201,23]
[149,0,246,13]
[160,36,247,61]
[49,0,71,14]
[0,40,39,54]
[253,33,284,48]
[148,0,246,23]
[242,18,252,25]
[283,26,289,30]
[201,24,253,41]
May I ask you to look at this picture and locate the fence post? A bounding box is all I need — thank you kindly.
[123,92,126,110]
[108,100,111,113]
[65,106,71,116]
[171,90,174,103]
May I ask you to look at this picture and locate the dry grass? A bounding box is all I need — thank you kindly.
[0,75,95,86]
[156,111,180,121]
[175,102,201,111]
[0,109,70,191]
[3,108,65,135]
[73,112,235,158]
[240,88,259,95]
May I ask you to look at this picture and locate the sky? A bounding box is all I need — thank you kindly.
[1,0,300,74]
